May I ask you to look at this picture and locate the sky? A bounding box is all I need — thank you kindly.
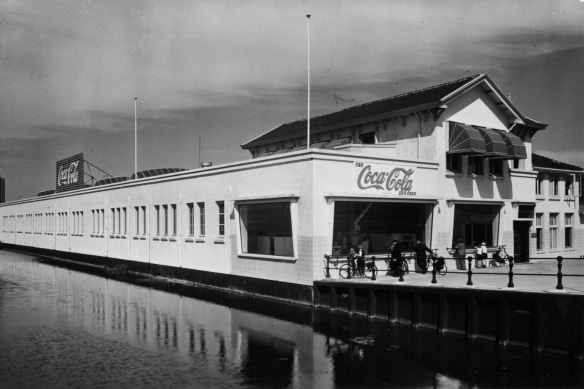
[1,0,583,201]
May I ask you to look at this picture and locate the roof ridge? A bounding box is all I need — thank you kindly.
[280,74,481,127]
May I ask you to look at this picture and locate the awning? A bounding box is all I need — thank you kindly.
[494,131,527,159]
[477,127,507,157]
[447,122,487,155]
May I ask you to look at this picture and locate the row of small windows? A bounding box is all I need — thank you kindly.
[535,212,574,251]
[446,155,513,177]
[2,213,56,234]
[535,173,582,197]
[2,202,224,239]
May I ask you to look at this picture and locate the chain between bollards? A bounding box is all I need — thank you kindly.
[507,256,514,288]
[556,256,564,290]
[466,256,473,286]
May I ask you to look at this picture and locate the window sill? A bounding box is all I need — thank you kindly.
[214,237,225,244]
[445,171,463,178]
[196,237,205,243]
[549,196,561,201]
[169,237,177,242]
[238,253,297,262]
[489,174,504,181]
[153,237,160,241]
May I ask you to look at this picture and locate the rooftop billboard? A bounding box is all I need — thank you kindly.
[56,153,84,193]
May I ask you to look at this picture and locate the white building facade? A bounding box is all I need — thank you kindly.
[1,74,582,303]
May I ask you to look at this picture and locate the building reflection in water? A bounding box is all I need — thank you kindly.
[1,251,583,388]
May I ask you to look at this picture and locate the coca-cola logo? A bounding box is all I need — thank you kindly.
[356,163,416,195]
[58,161,79,187]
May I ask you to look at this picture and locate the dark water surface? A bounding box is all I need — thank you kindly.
[1,250,583,388]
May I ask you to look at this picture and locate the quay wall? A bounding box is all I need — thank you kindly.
[314,280,584,359]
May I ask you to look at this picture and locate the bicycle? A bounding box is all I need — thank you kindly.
[491,245,509,266]
[385,255,409,277]
[426,250,447,276]
[339,259,378,279]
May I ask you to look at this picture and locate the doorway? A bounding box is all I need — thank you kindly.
[513,221,531,262]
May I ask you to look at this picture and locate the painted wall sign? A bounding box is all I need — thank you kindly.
[56,153,85,193]
[355,162,416,195]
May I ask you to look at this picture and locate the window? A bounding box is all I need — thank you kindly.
[549,213,558,249]
[111,208,116,234]
[489,159,504,177]
[536,213,543,251]
[187,203,195,236]
[550,175,559,196]
[359,132,376,144]
[141,206,147,235]
[217,201,225,236]
[239,202,294,257]
[565,213,573,248]
[198,202,205,236]
[468,156,484,176]
[536,173,543,196]
[122,208,127,235]
[518,205,534,219]
[171,204,177,236]
[446,154,462,173]
[135,207,140,235]
[565,175,573,196]
[155,205,160,236]
[163,205,169,236]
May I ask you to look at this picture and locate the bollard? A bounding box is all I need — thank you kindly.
[371,256,377,281]
[466,256,473,286]
[431,267,437,284]
[507,256,514,288]
[556,256,564,290]
[399,259,405,282]
[324,255,331,278]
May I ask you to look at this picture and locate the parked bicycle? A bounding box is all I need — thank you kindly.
[385,255,409,277]
[339,259,378,279]
[426,249,447,276]
[491,245,510,266]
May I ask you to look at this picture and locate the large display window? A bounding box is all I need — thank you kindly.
[331,201,434,255]
[452,204,500,247]
[238,201,294,257]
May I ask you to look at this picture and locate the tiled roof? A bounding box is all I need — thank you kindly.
[532,153,583,171]
[242,74,482,149]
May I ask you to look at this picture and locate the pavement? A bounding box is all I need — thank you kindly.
[322,258,584,295]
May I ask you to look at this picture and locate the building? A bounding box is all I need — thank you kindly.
[0,74,582,304]
[0,177,5,203]
[532,153,584,258]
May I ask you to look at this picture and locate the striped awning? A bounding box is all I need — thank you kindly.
[447,122,487,155]
[495,131,527,160]
[477,127,507,157]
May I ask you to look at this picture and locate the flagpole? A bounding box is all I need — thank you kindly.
[134,97,137,179]
[306,14,311,149]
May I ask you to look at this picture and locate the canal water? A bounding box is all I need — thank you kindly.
[1,250,583,389]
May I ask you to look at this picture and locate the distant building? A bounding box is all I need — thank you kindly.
[532,153,584,258]
[0,177,5,203]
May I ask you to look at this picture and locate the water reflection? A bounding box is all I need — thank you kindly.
[0,250,583,388]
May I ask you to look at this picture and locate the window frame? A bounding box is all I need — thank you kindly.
[234,197,299,261]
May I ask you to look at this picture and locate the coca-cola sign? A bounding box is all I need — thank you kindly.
[355,162,416,195]
[56,153,84,193]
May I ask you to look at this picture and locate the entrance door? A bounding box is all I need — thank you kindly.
[513,221,531,262]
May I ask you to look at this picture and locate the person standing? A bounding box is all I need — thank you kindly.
[388,239,403,277]
[477,242,488,268]
[414,239,432,274]
[453,239,467,270]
